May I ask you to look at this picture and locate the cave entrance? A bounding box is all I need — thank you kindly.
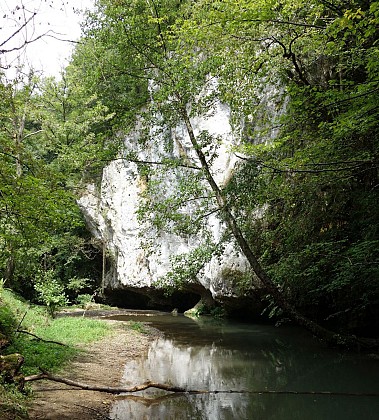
[101,287,199,313]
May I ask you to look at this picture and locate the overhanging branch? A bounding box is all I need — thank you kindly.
[0,12,37,49]
[235,154,375,174]
[120,157,201,170]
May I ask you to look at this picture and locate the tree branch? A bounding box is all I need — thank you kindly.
[271,35,310,85]
[178,105,379,350]
[0,151,35,174]
[316,0,344,16]
[149,0,168,56]
[120,157,201,170]
[24,370,379,397]
[325,87,379,107]
[0,31,54,54]
[204,18,326,30]
[0,12,37,49]
[235,154,374,174]
[22,130,43,140]
[16,330,67,347]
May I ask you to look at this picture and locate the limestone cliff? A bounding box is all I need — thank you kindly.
[78,100,264,312]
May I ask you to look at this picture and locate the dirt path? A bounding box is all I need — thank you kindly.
[27,322,157,420]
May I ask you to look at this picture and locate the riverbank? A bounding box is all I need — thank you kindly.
[0,288,160,419]
[28,320,157,419]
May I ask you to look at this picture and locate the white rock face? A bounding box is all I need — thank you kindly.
[78,100,256,304]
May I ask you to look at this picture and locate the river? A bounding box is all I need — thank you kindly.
[105,312,379,420]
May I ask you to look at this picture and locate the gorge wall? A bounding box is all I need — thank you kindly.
[78,100,267,314]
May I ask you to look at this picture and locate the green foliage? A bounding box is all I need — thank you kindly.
[0,304,17,339]
[197,304,226,318]
[190,303,209,318]
[7,336,77,377]
[137,167,215,236]
[34,74,118,184]
[0,279,17,340]
[128,321,147,334]
[158,241,217,293]
[0,382,28,420]
[48,0,379,334]
[75,294,95,308]
[34,270,68,316]
[184,0,378,330]
[186,302,226,318]
[209,306,226,318]
[220,267,253,297]
[1,290,47,327]
[0,71,104,304]
[67,277,93,294]
[1,290,111,375]
[0,290,114,420]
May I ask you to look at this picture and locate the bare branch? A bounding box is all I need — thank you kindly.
[0,12,37,49]
[16,330,67,347]
[0,31,52,54]
[22,130,43,140]
[24,370,379,397]
[325,87,379,108]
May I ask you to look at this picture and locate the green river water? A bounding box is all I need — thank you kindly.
[106,312,379,420]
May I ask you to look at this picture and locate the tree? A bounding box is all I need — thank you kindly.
[177,0,379,338]
[204,0,379,332]
[0,1,87,75]
[0,62,116,304]
[69,0,378,346]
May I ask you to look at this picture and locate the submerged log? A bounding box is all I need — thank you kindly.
[24,370,379,397]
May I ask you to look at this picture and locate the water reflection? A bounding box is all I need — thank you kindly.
[107,314,379,420]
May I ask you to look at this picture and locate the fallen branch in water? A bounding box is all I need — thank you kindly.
[24,370,379,397]
[25,370,189,393]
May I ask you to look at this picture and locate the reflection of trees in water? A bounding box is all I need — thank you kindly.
[111,393,250,420]
[110,393,204,419]
[112,336,303,419]
[111,391,379,420]
[110,320,379,420]
[128,334,322,389]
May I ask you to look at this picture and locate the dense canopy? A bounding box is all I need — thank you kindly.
[0,0,378,339]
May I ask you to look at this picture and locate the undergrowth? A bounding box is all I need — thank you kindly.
[2,289,112,375]
[0,288,115,418]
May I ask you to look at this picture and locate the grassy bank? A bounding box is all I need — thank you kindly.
[0,289,115,419]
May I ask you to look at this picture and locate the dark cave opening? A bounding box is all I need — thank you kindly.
[101,287,200,313]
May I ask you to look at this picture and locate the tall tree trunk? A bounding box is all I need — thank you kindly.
[102,240,106,295]
[180,106,375,349]
[4,252,15,286]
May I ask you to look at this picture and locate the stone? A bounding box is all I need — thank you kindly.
[0,353,25,388]
[77,94,283,314]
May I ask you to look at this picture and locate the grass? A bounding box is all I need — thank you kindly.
[1,289,112,375]
[0,383,29,420]
[0,288,116,419]
[128,320,148,334]
[0,288,150,418]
